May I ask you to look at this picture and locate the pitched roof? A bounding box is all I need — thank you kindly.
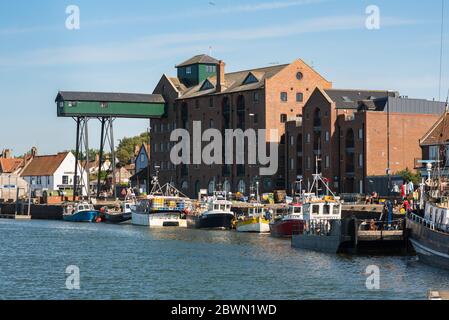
[176,54,219,68]
[21,152,69,177]
[0,158,24,173]
[56,91,165,104]
[179,64,289,99]
[421,112,449,146]
[324,89,398,109]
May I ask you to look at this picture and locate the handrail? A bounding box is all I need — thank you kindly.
[408,212,449,233]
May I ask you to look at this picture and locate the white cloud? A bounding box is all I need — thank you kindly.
[0,14,418,67]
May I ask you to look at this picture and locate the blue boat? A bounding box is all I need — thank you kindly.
[63,202,99,222]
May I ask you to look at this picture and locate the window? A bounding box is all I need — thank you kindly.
[253,114,259,125]
[290,136,295,146]
[306,134,311,143]
[307,157,311,169]
[160,143,164,152]
[359,153,364,167]
[323,205,330,215]
[296,92,304,102]
[325,131,330,142]
[325,156,330,168]
[296,72,303,80]
[280,92,288,102]
[312,205,319,214]
[200,80,214,91]
[243,73,259,85]
[253,92,259,104]
[209,119,214,128]
[140,154,145,163]
[291,158,295,170]
[209,97,213,108]
[186,66,192,74]
[206,65,216,73]
[67,101,77,108]
[100,102,108,108]
[359,128,364,140]
[62,176,68,185]
[58,101,64,108]
[153,143,158,152]
[280,114,287,123]
[47,176,50,185]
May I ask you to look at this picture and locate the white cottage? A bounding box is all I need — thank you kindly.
[21,152,88,196]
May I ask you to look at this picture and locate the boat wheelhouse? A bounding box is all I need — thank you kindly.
[63,202,99,223]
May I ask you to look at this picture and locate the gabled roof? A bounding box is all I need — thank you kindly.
[0,158,24,173]
[179,64,289,99]
[176,54,219,68]
[21,152,69,177]
[421,112,449,146]
[56,91,165,104]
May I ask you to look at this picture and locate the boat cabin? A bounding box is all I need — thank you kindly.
[302,201,341,221]
[64,202,95,215]
[424,202,449,230]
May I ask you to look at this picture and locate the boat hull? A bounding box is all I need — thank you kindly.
[105,212,132,224]
[270,219,305,238]
[407,217,449,270]
[189,213,234,230]
[236,217,270,233]
[132,212,186,228]
[63,211,98,223]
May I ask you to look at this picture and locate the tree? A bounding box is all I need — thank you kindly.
[116,132,150,165]
[68,149,98,161]
[396,168,421,185]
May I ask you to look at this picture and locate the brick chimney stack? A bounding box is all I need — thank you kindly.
[216,60,226,93]
[3,149,11,159]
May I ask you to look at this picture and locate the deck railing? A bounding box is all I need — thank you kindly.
[408,212,449,233]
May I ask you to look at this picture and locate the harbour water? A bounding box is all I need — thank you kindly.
[1,219,448,300]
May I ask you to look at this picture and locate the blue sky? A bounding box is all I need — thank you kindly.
[0,0,447,155]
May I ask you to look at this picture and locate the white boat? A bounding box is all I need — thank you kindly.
[236,204,270,233]
[131,175,191,228]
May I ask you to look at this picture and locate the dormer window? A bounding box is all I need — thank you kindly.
[243,73,259,85]
[200,80,215,91]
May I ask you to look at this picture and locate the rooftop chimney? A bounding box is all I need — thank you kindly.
[2,149,11,158]
[217,60,226,93]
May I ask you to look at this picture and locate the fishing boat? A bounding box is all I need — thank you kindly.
[288,159,348,252]
[236,204,270,233]
[104,196,136,224]
[132,175,191,228]
[408,201,449,269]
[188,191,234,230]
[269,203,304,238]
[63,202,99,223]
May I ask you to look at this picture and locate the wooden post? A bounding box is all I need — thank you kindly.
[97,118,106,198]
[73,118,81,201]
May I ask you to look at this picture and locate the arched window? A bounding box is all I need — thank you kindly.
[346,129,355,149]
[297,133,303,176]
[181,181,189,190]
[222,97,231,129]
[223,180,231,193]
[238,180,246,194]
[194,180,201,196]
[237,95,245,129]
[181,102,189,129]
[345,129,355,175]
[313,108,322,127]
[208,180,216,194]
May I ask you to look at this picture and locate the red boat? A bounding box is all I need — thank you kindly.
[270,204,305,238]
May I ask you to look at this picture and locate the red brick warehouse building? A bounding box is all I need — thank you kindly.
[286,88,445,196]
[149,54,332,198]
